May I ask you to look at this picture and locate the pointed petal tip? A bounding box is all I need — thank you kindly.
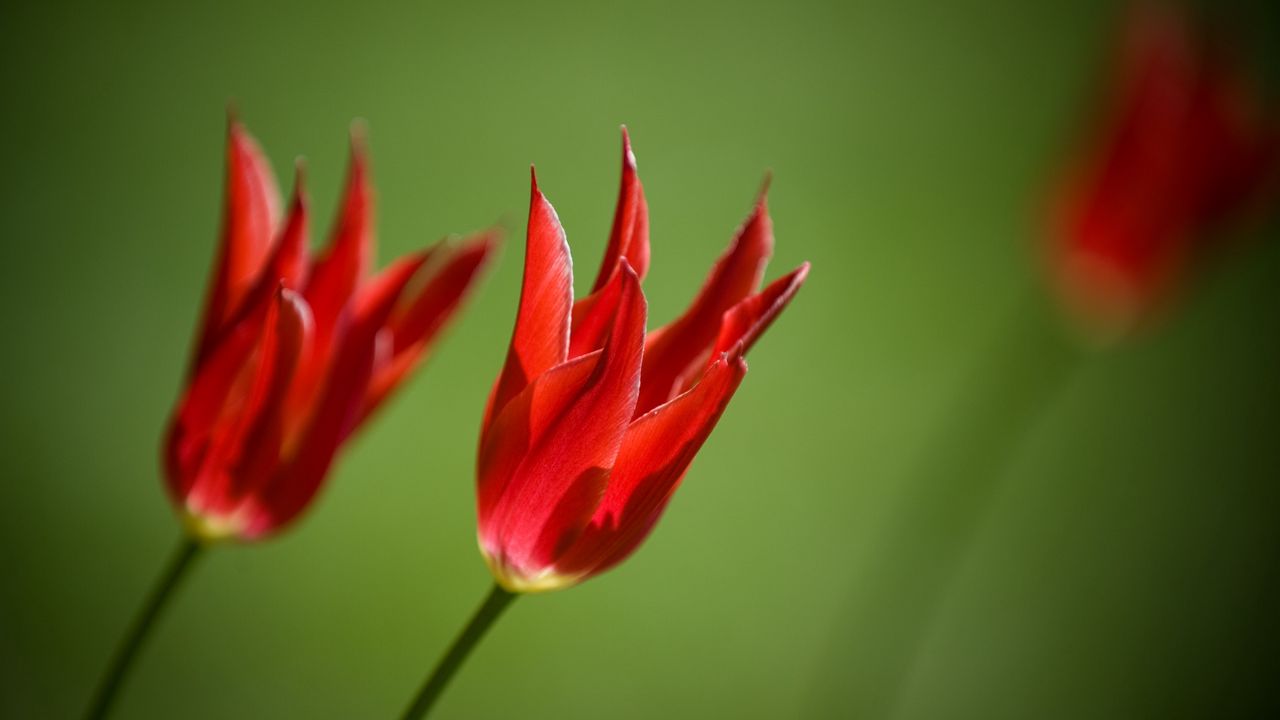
[468,226,505,254]
[616,256,639,281]
[440,226,504,270]
[794,260,812,283]
[276,285,311,321]
[348,118,370,152]
[345,121,372,181]
[620,126,636,167]
[756,172,773,206]
[291,157,308,193]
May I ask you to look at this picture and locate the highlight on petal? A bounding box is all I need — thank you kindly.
[479,263,647,591]
[484,168,574,435]
[554,351,748,581]
[636,180,774,415]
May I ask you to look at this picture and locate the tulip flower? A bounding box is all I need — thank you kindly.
[164,121,498,541]
[85,117,497,720]
[400,129,808,719]
[1048,1,1278,339]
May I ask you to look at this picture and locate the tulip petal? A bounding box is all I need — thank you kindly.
[635,183,773,416]
[360,230,500,423]
[194,120,282,368]
[304,129,374,362]
[178,286,310,529]
[668,261,807,398]
[242,255,411,537]
[204,169,313,351]
[227,288,313,504]
[479,264,646,581]
[554,352,747,579]
[334,250,434,444]
[712,262,810,359]
[568,257,625,360]
[166,283,278,502]
[569,130,651,359]
[592,127,651,291]
[289,136,374,423]
[484,169,574,435]
[269,166,312,292]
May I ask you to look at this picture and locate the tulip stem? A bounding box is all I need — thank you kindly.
[84,535,204,720]
[401,582,517,720]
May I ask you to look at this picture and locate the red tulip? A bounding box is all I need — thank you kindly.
[164,119,498,541]
[1048,1,1278,338]
[476,130,809,592]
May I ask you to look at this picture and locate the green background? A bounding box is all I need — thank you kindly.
[3,0,1279,717]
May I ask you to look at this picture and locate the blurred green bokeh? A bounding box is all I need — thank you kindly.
[2,0,1278,718]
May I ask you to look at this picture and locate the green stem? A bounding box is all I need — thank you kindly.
[401,583,517,720]
[84,535,204,720]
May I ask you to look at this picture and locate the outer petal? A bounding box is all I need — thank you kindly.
[359,229,500,423]
[554,352,747,580]
[193,120,282,368]
[483,169,574,437]
[479,264,646,590]
[635,183,773,416]
[179,287,311,540]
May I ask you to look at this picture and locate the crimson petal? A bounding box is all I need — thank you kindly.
[360,230,500,423]
[194,119,282,369]
[243,254,414,537]
[592,126,650,291]
[479,264,646,584]
[483,169,574,438]
[635,182,773,416]
[555,352,747,579]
